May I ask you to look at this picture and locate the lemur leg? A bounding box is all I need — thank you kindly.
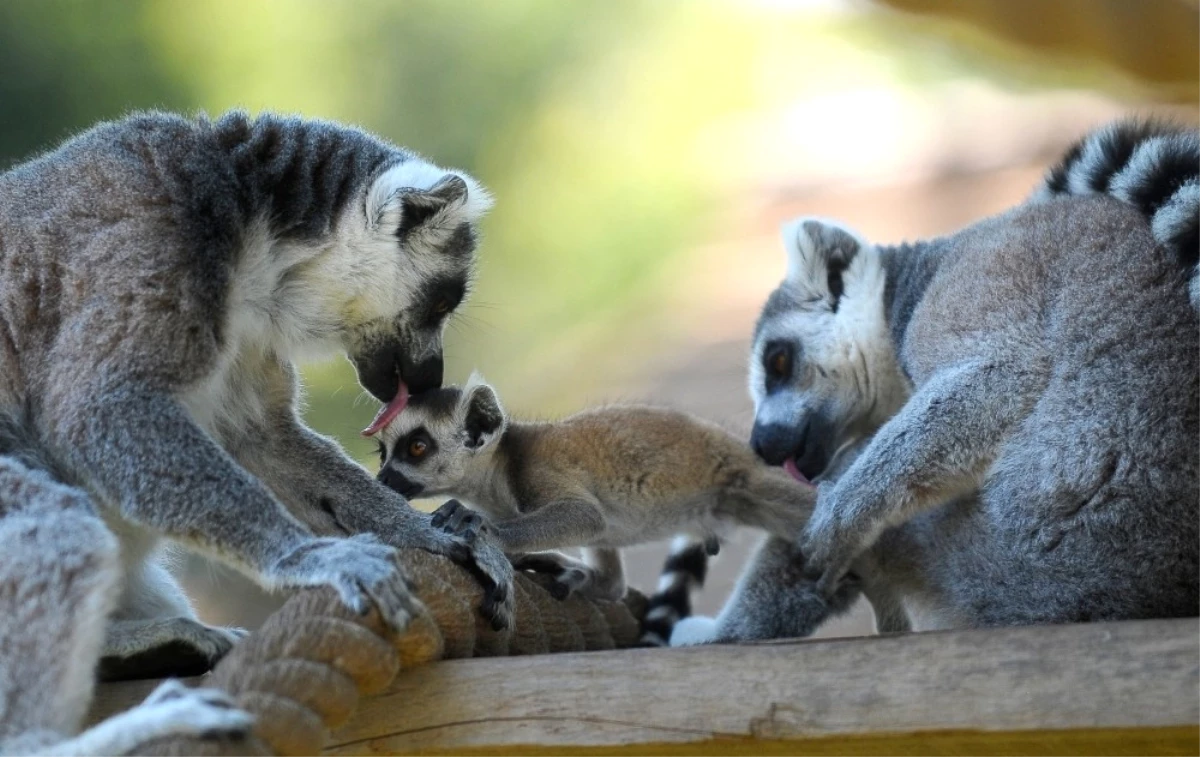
[801,360,1026,594]
[50,384,420,631]
[581,547,626,600]
[0,458,251,753]
[670,536,860,646]
[236,386,514,630]
[498,547,626,601]
[729,468,818,538]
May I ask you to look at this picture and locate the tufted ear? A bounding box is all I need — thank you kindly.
[460,374,507,450]
[781,216,873,312]
[367,161,493,246]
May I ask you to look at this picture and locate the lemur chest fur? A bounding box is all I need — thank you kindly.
[180,229,308,439]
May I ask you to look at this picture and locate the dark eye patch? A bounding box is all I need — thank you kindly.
[762,340,795,393]
[400,427,438,465]
[415,275,468,327]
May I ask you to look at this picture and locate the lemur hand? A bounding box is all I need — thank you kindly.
[428,499,514,629]
[266,534,422,630]
[798,481,866,597]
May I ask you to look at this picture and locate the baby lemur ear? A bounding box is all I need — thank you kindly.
[781,216,874,312]
[461,374,507,450]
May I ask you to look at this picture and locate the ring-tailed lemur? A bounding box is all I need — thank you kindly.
[371,375,818,603]
[0,456,253,754]
[666,118,1199,645]
[0,110,515,691]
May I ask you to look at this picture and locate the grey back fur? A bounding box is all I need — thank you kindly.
[676,120,1198,644]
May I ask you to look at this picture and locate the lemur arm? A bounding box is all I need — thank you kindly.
[801,359,1027,594]
[433,496,606,554]
[231,371,514,626]
[46,382,417,624]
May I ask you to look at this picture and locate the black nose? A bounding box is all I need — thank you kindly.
[351,341,444,402]
[750,415,833,480]
[401,353,444,395]
[377,467,424,499]
[750,420,806,466]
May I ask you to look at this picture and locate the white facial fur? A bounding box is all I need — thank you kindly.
[377,374,508,497]
[749,217,909,447]
[225,159,492,365]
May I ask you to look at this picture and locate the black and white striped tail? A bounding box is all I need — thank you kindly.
[638,536,712,647]
[1039,118,1199,306]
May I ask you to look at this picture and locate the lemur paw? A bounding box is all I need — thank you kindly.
[431,499,489,543]
[131,680,254,740]
[268,534,422,631]
[799,484,863,598]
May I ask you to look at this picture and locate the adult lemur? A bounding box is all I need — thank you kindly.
[0,109,515,717]
[669,119,1199,644]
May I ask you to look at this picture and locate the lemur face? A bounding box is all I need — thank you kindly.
[748,218,901,481]
[374,377,507,500]
[336,163,493,432]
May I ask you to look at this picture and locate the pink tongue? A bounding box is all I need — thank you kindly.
[361,382,410,437]
[783,458,812,486]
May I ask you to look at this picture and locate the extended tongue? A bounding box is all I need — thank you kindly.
[361,382,410,437]
[783,458,812,486]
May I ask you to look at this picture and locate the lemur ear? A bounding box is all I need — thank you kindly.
[367,162,493,243]
[461,376,507,450]
[781,216,872,312]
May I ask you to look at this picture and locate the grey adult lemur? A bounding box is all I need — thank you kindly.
[370,375,818,602]
[671,119,1199,644]
[0,110,515,685]
[1,456,253,754]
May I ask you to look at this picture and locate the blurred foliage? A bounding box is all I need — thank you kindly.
[0,0,1184,468]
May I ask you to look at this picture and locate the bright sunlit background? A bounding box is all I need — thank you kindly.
[4,0,1194,635]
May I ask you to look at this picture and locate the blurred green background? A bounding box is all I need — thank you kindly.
[3,0,1194,469]
[2,0,1194,630]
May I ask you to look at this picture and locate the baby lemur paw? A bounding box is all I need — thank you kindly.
[268,534,422,630]
[431,498,489,543]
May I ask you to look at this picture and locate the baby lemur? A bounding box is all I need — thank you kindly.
[373,375,817,600]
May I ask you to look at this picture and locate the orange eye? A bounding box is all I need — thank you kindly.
[433,299,450,315]
[408,439,428,458]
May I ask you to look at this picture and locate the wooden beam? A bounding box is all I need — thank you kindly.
[324,618,1198,756]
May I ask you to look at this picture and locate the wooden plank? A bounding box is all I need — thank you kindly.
[323,618,1199,756]
[87,618,1198,755]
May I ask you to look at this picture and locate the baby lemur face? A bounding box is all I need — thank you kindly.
[374,376,508,499]
[748,218,906,481]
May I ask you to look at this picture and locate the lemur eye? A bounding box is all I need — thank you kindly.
[767,345,791,379]
[433,299,451,315]
[408,439,428,458]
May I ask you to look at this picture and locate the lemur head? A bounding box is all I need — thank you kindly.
[748,217,906,481]
[299,154,492,434]
[374,374,508,499]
